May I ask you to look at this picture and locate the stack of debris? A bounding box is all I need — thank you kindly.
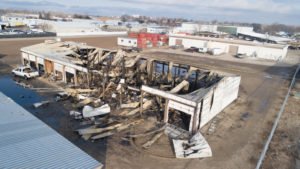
[31,41,240,160]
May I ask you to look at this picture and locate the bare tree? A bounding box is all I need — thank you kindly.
[38,23,53,32]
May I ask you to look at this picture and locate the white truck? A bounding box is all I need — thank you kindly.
[198,47,208,53]
[208,48,223,55]
[12,66,39,79]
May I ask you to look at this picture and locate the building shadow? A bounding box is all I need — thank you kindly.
[0,53,6,59]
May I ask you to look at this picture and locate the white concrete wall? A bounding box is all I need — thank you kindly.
[117,37,138,47]
[238,45,287,60]
[169,37,207,48]
[169,37,228,53]
[170,36,287,60]
[28,54,36,62]
[22,52,29,60]
[147,27,168,34]
[65,66,76,74]
[54,63,63,72]
[237,27,254,34]
[37,57,44,65]
[207,41,229,53]
[199,25,218,33]
[200,76,241,128]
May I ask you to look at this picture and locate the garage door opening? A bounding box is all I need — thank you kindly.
[44,60,54,74]
[66,72,75,84]
[168,108,191,131]
[23,59,29,66]
[29,61,37,70]
[38,64,45,75]
[55,71,63,81]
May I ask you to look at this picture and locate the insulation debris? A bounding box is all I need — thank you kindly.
[33,101,50,108]
[82,104,111,118]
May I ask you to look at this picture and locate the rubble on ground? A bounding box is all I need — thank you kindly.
[29,42,240,159]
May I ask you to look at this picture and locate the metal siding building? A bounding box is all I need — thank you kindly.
[0,92,102,169]
[169,34,289,61]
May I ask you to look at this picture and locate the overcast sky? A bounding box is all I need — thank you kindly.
[1,0,300,25]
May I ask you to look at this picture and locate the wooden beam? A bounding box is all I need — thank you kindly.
[140,91,144,115]
[142,132,164,149]
[164,99,169,123]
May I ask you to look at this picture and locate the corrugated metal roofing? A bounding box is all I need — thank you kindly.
[0,92,102,169]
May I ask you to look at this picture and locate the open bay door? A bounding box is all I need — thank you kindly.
[44,60,54,74]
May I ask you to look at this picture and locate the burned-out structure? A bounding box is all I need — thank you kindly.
[20,40,241,135]
[20,40,241,160]
[20,40,120,86]
[140,60,241,133]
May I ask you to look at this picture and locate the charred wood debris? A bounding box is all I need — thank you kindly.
[34,45,221,154]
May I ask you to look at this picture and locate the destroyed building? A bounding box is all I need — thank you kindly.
[20,40,241,135]
[21,40,118,86]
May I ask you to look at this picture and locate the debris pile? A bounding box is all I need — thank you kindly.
[173,132,212,158]
[28,41,240,160]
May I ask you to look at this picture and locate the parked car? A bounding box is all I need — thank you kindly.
[12,29,25,34]
[0,30,9,35]
[122,47,142,53]
[184,46,199,53]
[170,44,183,49]
[235,53,247,59]
[12,66,39,79]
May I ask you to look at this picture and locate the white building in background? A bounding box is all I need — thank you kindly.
[1,15,26,27]
[169,34,289,61]
[117,37,138,47]
[237,31,292,44]
[0,13,39,27]
[28,19,127,36]
[172,22,253,35]
[147,26,169,34]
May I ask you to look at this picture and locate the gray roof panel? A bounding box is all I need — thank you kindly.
[0,92,102,169]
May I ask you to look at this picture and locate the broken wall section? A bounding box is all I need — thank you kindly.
[199,76,241,128]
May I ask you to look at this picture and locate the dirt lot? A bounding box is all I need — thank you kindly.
[0,36,118,74]
[262,71,300,169]
[0,37,299,169]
